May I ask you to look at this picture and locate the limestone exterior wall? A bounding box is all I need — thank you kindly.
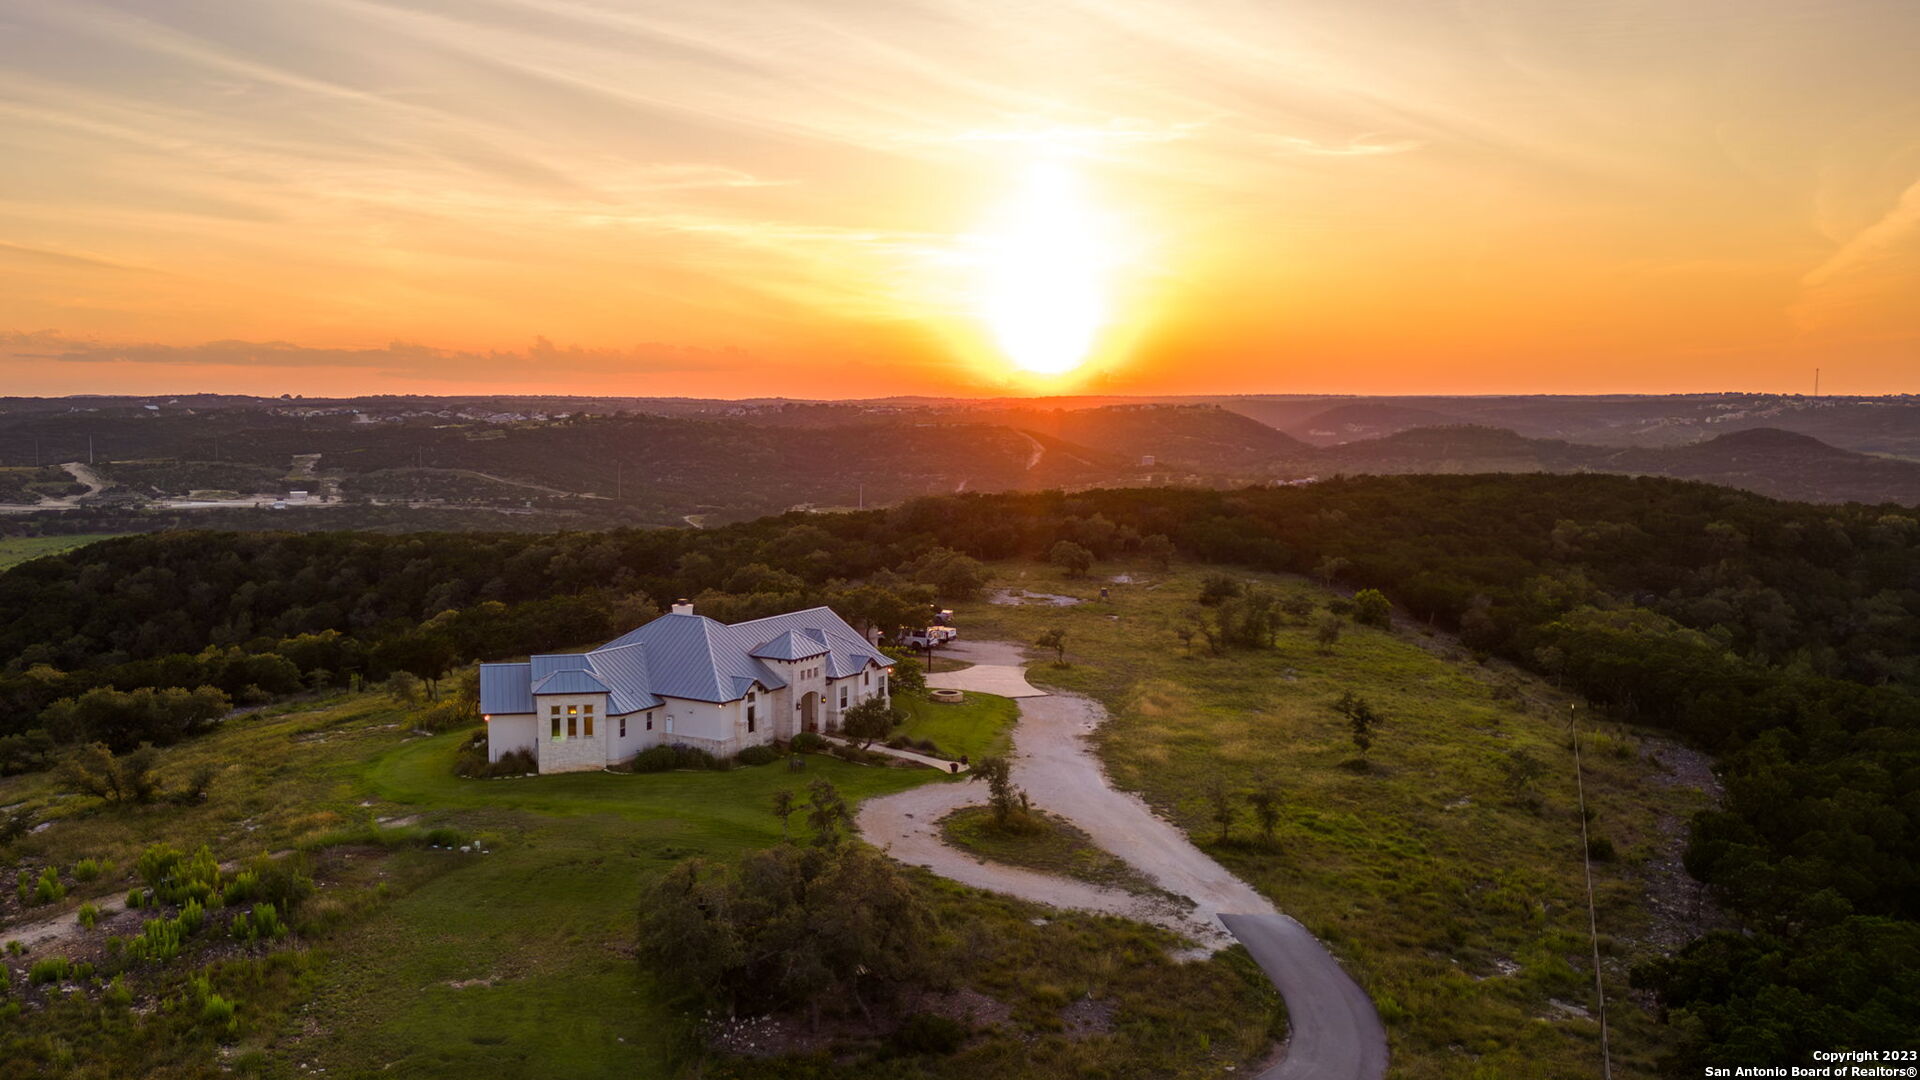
[536,691,611,774]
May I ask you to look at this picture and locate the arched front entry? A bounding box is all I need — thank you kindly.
[800,691,819,733]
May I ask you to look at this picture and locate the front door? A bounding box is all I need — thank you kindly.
[801,691,818,733]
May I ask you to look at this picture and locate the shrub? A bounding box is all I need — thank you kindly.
[221,854,314,912]
[139,842,227,905]
[734,745,779,767]
[71,858,111,882]
[78,902,101,930]
[453,736,534,778]
[127,915,186,963]
[201,993,237,1031]
[1587,835,1617,862]
[425,827,467,848]
[892,1012,969,1055]
[33,865,66,905]
[1198,572,1242,606]
[179,898,206,934]
[885,735,911,750]
[29,956,71,985]
[231,903,287,944]
[789,732,826,753]
[630,744,726,773]
[104,975,133,1007]
[128,888,147,909]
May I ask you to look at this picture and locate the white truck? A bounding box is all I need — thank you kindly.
[897,625,958,649]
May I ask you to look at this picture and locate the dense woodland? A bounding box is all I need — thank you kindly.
[1,473,1916,1067]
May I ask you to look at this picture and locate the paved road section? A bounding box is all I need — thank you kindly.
[1223,913,1392,1080]
[863,638,1389,1078]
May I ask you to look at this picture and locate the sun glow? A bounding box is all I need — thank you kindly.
[972,156,1124,376]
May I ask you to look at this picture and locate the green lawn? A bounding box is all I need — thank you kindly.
[894,691,1017,761]
[953,560,1707,1080]
[1,693,1281,1080]
[941,806,1165,899]
[0,533,118,570]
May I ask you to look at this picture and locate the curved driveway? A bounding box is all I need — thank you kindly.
[863,638,1388,1080]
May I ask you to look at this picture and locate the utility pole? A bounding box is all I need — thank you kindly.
[858,483,864,510]
[1814,368,1820,398]
[88,434,94,465]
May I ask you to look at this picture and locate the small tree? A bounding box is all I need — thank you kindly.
[1247,784,1281,846]
[771,789,796,840]
[1314,614,1344,654]
[805,779,851,847]
[1333,691,1379,756]
[1207,779,1235,844]
[970,756,1028,830]
[1175,622,1196,656]
[841,697,899,750]
[1279,594,1314,624]
[1198,573,1241,606]
[1314,555,1352,588]
[1353,589,1392,628]
[1140,533,1175,571]
[1035,628,1067,666]
[1048,540,1094,579]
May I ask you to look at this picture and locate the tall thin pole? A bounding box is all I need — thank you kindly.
[88,434,94,465]
[1814,368,1820,397]
[1571,704,1612,1079]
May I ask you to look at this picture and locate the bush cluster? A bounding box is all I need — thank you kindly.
[629,743,728,773]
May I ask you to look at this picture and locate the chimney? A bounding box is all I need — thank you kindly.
[671,599,695,616]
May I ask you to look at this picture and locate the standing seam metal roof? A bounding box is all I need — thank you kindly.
[477,606,890,716]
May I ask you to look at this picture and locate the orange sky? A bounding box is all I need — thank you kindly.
[3,0,1918,397]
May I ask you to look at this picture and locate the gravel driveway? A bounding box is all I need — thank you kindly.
[860,637,1388,1080]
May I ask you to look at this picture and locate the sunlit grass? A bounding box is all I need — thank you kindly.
[953,560,1706,1079]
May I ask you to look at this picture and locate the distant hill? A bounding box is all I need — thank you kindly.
[1285,403,1465,446]
[1600,428,1920,505]
[1312,425,1920,505]
[967,404,1312,472]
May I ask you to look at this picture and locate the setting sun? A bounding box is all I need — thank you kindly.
[971,156,1125,376]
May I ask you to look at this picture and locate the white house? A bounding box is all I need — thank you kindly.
[477,601,895,774]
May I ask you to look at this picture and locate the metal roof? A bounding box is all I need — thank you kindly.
[750,629,829,661]
[532,669,611,696]
[479,605,890,715]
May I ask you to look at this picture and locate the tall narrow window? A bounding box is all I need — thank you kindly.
[747,705,757,733]
[619,716,627,738]
[568,716,577,737]
[584,714,593,737]
[839,687,848,709]
[551,714,561,738]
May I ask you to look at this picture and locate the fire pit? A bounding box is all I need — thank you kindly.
[929,688,965,705]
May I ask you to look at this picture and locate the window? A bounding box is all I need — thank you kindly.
[568,714,577,738]
[864,670,870,686]
[584,714,593,737]
[646,711,653,731]
[551,715,561,738]
[619,716,627,738]
[584,704,594,715]
[747,705,757,733]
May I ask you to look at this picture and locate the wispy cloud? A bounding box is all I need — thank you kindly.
[0,331,751,380]
[1268,134,1422,157]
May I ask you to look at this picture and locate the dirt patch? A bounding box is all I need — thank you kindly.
[1060,994,1117,1038]
[708,987,1013,1058]
[989,588,1082,607]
